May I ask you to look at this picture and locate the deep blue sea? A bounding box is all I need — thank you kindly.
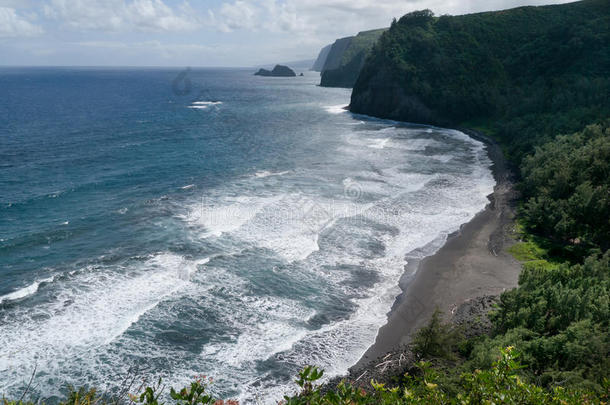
[0,67,494,403]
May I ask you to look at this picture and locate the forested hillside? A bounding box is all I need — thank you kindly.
[351,0,609,163]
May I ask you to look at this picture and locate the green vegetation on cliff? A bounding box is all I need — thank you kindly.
[469,250,610,391]
[521,122,610,257]
[351,0,609,162]
[319,29,386,88]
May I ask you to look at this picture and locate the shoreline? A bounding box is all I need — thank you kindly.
[352,128,521,369]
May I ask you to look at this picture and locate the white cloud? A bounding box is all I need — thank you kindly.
[209,0,576,36]
[215,1,259,32]
[0,6,43,38]
[0,0,578,66]
[203,0,577,60]
[74,39,216,59]
[43,0,200,32]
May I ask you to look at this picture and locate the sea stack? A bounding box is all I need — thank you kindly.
[254,65,296,77]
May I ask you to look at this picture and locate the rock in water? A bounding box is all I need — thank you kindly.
[254,65,296,77]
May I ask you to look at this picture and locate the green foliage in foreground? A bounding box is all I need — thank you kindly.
[412,308,463,360]
[2,348,604,405]
[469,251,610,391]
[1,376,238,405]
[285,348,603,404]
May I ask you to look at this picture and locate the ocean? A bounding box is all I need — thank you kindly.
[0,67,494,403]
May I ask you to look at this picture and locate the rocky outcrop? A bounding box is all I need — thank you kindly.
[254,65,296,77]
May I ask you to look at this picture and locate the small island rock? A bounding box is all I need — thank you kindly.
[254,65,296,77]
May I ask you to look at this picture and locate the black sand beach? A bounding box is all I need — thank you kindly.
[354,129,522,369]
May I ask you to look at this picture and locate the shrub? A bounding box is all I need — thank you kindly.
[412,309,463,360]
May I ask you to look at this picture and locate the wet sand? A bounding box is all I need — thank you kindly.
[354,129,521,368]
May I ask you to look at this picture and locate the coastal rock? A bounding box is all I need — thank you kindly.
[254,64,296,77]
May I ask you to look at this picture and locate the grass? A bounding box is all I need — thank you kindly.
[508,241,547,262]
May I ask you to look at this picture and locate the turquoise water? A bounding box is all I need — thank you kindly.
[0,67,494,403]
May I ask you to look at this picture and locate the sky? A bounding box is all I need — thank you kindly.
[0,0,576,67]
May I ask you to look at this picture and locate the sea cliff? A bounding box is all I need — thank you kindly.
[350,0,609,160]
[315,29,386,88]
[311,44,332,71]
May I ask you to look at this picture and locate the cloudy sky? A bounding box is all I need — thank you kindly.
[1,0,574,67]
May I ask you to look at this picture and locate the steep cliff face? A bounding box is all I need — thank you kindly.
[350,64,442,124]
[319,50,367,88]
[350,0,610,159]
[311,44,332,71]
[317,29,386,88]
[321,36,354,72]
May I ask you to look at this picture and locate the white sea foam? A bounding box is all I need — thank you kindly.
[200,295,314,367]
[368,138,390,149]
[192,101,222,106]
[0,276,55,304]
[187,195,284,237]
[188,101,222,109]
[0,103,495,404]
[188,101,222,110]
[343,131,439,152]
[428,154,454,163]
[237,128,492,403]
[324,104,348,114]
[0,253,209,394]
[254,170,290,178]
